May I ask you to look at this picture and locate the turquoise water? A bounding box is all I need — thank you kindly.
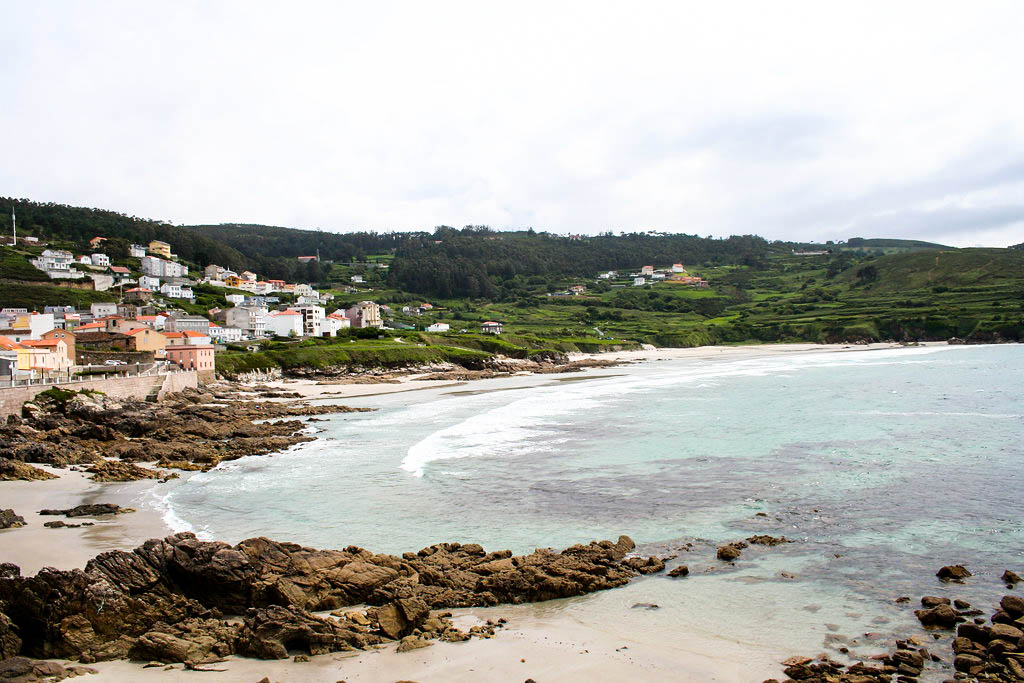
[151,344,1024,671]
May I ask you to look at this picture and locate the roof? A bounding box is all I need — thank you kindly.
[126,287,152,293]
[162,332,185,338]
[271,310,301,316]
[110,266,130,273]
[135,315,157,321]
[181,330,209,338]
[124,327,157,336]
[0,336,24,350]
[73,322,104,331]
[481,321,502,326]
[21,339,62,348]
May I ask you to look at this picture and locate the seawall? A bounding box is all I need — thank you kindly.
[0,371,198,418]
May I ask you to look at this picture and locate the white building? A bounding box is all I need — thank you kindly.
[633,277,646,286]
[141,256,188,278]
[139,275,161,290]
[32,249,74,272]
[78,255,92,265]
[294,305,325,337]
[324,313,351,336]
[90,253,111,267]
[225,306,267,337]
[350,275,364,284]
[207,323,242,343]
[129,244,146,258]
[426,322,450,332]
[160,283,183,299]
[672,264,686,273]
[225,294,245,306]
[294,284,315,296]
[640,265,654,276]
[90,303,118,317]
[266,310,304,337]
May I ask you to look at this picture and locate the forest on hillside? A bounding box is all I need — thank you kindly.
[387,226,773,298]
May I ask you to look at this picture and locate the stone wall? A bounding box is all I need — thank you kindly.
[0,371,198,418]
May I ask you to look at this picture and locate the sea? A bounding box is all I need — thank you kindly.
[146,344,1023,677]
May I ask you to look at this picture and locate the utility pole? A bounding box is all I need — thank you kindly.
[10,207,15,246]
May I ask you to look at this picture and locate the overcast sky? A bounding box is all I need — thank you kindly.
[3,2,1023,246]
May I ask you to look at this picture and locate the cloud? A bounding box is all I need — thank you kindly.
[2,1,1023,246]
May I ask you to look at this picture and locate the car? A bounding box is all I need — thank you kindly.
[103,359,126,366]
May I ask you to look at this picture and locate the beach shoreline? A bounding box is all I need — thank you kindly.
[0,341,953,681]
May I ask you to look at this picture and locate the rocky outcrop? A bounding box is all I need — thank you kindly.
[0,656,96,681]
[772,593,1024,682]
[38,504,129,518]
[0,510,26,529]
[0,461,57,482]
[0,532,658,663]
[1,386,373,477]
[936,564,972,581]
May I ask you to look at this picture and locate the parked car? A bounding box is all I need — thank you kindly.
[103,359,126,366]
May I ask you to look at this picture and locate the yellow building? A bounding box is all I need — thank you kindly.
[148,240,172,258]
[125,327,167,353]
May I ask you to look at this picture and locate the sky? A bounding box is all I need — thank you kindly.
[2,1,1023,247]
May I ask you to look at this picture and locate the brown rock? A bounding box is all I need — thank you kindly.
[1001,594,1024,618]
[915,604,958,628]
[936,565,971,581]
[0,509,26,529]
[667,565,689,578]
[717,544,743,562]
[1003,570,1022,586]
[921,596,951,607]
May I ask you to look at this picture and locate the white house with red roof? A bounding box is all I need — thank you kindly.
[266,310,304,337]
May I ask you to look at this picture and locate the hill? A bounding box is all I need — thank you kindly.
[836,248,1024,292]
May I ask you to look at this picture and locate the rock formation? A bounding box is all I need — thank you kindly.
[0,532,661,664]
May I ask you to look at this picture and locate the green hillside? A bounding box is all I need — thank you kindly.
[836,248,1024,291]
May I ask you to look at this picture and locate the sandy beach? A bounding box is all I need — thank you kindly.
[0,341,945,681]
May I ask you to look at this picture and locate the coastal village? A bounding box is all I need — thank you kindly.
[1,231,709,385]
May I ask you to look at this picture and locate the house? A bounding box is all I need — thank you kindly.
[296,255,317,262]
[109,265,131,280]
[129,244,146,258]
[139,275,160,290]
[89,236,107,248]
[225,306,267,337]
[73,331,131,352]
[598,271,615,279]
[480,321,503,335]
[426,322,450,332]
[124,287,154,302]
[71,321,105,333]
[207,323,242,343]
[148,240,172,258]
[160,283,183,299]
[78,255,92,265]
[640,265,654,276]
[90,253,111,268]
[165,345,215,374]
[267,279,285,292]
[141,256,188,278]
[4,312,56,340]
[32,249,74,272]
[294,284,315,297]
[671,264,686,273]
[224,275,245,288]
[266,310,304,337]
[323,313,351,336]
[17,339,72,372]
[345,301,382,328]
[633,277,646,286]
[162,331,208,346]
[225,294,245,305]
[569,285,587,294]
[204,264,225,280]
[350,275,364,284]
[652,273,666,280]
[91,302,119,317]
[41,329,76,363]
[293,306,324,337]
[124,327,167,353]
[164,314,212,334]
[241,271,257,282]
